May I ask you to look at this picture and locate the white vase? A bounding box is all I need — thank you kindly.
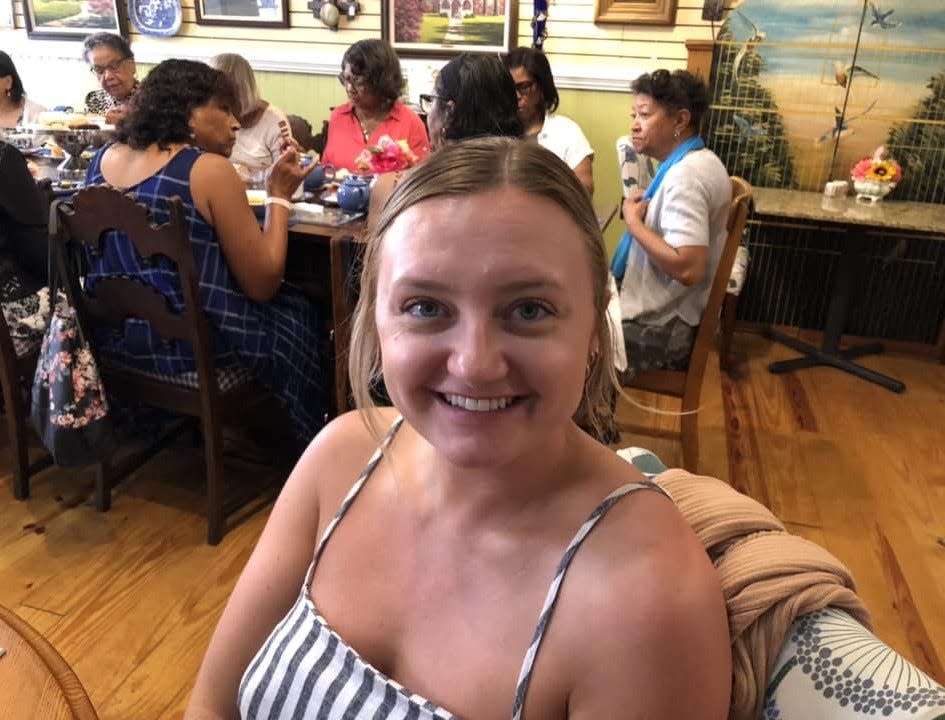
[852,179,896,204]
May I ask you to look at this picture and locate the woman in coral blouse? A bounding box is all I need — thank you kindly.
[321,39,429,172]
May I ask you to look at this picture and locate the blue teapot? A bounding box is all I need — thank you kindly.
[301,158,335,192]
[337,175,371,213]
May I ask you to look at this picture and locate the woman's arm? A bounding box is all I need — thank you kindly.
[572,155,594,197]
[624,192,708,286]
[190,148,314,301]
[185,412,378,719]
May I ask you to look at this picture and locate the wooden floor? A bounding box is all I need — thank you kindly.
[1,331,943,719]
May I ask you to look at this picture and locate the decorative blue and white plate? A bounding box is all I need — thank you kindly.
[128,0,182,36]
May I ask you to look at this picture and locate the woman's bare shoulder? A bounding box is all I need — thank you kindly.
[293,408,401,487]
[554,473,731,717]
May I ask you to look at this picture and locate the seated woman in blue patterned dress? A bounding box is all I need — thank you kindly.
[83,59,328,443]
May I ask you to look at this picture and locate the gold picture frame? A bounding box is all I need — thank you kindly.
[595,0,677,25]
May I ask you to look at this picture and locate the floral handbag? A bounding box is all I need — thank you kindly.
[30,275,113,466]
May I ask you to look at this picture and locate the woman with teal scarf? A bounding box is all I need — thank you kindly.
[615,69,731,377]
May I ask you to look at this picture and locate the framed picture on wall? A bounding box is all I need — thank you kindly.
[595,0,677,25]
[381,0,517,57]
[24,0,127,38]
[194,0,289,27]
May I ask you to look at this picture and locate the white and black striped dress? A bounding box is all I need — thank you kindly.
[238,416,670,719]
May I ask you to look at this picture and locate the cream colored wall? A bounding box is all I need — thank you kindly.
[4,0,720,249]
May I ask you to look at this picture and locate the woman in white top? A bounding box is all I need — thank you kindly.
[209,53,293,172]
[504,47,594,196]
[0,51,47,129]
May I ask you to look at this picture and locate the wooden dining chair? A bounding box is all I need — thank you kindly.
[0,604,99,719]
[0,302,53,500]
[56,185,274,545]
[1,178,55,500]
[617,176,752,472]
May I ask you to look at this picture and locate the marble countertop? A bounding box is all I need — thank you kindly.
[752,187,945,234]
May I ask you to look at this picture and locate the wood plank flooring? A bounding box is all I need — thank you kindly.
[1,331,943,719]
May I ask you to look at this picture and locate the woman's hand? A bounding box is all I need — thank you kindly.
[265,147,318,200]
[623,189,649,235]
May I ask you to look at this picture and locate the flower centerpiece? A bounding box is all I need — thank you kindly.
[354,135,419,176]
[850,146,902,204]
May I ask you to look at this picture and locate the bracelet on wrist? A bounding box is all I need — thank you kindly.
[265,196,293,211]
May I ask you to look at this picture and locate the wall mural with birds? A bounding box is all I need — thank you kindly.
[703,0,945,199]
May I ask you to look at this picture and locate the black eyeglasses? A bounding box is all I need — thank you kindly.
[90,56,130,77]
[419,93,444,113]
[514,80,536,95]
[337,72,367,90]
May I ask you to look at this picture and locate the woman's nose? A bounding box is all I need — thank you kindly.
[447,319,508,383]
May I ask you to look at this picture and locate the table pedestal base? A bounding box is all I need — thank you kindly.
[765,328,905,393]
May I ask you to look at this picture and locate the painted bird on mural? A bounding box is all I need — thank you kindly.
[834,61,879,88]
[814,100,877,145]
[733,114,766,140]
[732,10,767,81]
[869,2,902,30]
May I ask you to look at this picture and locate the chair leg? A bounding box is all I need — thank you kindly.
[95,457,112,512]
[203,418,225,546]
[719,292,739,372]
[10,416,30,501]
[680,409,699,473]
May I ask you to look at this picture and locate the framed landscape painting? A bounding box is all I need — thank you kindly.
[382,0,517,57]
[595,0,677,25]
[24,0,127,38]
[194,0,289,28]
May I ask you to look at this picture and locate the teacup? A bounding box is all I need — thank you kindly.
[302,160,336,192]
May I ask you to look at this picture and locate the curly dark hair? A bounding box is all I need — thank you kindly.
[504,47,559,115]
[342,39,404,104]
[436,54,522,142]
[115,59,237,151]
[0,51,26,105]
[82,32,134,64]
[630,69,710,134]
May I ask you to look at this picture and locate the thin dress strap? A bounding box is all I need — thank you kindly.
[303,414,405,592]
[510,480,671,719]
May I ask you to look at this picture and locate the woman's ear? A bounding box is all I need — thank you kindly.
[677,108,692,134]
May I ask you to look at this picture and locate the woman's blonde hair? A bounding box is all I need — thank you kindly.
[349,136,618,439]
[209,53,261,119]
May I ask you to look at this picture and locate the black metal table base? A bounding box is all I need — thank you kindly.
[765,328,905,393]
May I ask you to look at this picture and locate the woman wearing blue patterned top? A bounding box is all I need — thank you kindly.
[84,59,328,442]
[186,138,730,719]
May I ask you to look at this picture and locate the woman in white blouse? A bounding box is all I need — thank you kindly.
[209,53,293,172]
[0,51,46,129]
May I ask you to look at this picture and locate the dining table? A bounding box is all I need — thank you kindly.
[752,187,945,393]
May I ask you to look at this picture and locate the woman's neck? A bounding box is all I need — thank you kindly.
[0,96,23,125]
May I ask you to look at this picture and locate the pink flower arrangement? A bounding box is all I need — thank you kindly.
[850,146,902,184]
[355,135,418,175]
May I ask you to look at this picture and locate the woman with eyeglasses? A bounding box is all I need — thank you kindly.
[367,53,521,230]
[0,51,47,129]
[504,47,595,196]
[320,39,429,173]
[209,53,295,172]
[82,32,138,125]
[82,59,329,445]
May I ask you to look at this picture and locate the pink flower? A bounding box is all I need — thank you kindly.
[354,135,419,175]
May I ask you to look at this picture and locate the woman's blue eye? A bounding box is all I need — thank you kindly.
[407,300,440,318]
[514,301,550,322]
